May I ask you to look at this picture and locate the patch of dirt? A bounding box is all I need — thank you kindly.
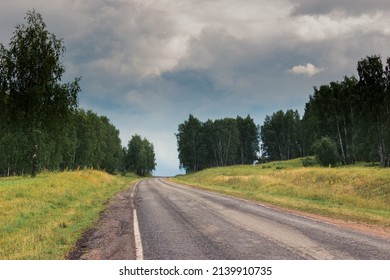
[67,187,136,260]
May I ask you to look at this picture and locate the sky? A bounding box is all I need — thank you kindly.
[1,0,390,176]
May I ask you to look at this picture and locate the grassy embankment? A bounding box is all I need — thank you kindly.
[172,158,390,228]
[0,170,139,260]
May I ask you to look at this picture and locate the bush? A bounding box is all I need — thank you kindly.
[313,137,340,167]
[301,157,317,167]
[275,166,286,170]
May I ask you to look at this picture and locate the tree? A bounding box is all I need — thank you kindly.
[124,135,156,176]
[236,115,260,164]
[357,55,390,166]
[207,118,240,167]
[259,55,390,167]
[303,77,359,165]
[100,116,123,173]
[260,110,302,161]
[74,110,102,169]
[176,115,260,173]
[313,137,339,167]
[74,110,123,173]
[0,10,80,176]
[175,114,206,172]
[142,138,157,176]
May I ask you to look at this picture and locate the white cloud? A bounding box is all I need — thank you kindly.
[289,63,324,77]
[293,13,379,42]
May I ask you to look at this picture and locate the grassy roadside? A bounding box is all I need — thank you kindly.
[171,159,390,228]
[0,170,139,260]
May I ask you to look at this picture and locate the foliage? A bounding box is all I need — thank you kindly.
[0,10,80,176]
[356,55,390,166]
[260,109,304,161]
[0,10,79,176]
[236,115,260,164]
[0,10,155,177]
[301,156,317,167]
[206,117,240,167]
[176,114,259,173]
[176,114,206,173]
[74,109,123,173]
[260,55,390,168]
[303,77,359,165]
[124,134,156,176]
[312,137,340,167]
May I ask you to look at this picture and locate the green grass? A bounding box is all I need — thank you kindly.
[0,170,139,260]
[172,159,390,228]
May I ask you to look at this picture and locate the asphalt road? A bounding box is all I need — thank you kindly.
[134,178,390,260]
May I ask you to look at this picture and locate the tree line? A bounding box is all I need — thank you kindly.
[261,55,390,167]
[178,55,390,171]
[0,10,156,177]
[176,114,259,173]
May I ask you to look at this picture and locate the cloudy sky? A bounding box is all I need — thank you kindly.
[1,0,390,175]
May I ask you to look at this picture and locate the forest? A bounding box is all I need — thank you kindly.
[177,56,390,171]
[261,55,390,168]
[0,11,156,177]
[176,115,259,173]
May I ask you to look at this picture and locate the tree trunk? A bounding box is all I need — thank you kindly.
[31,144,37,177]
[377,120,386,166]
[343,116,350,164]
[336,121,346,165]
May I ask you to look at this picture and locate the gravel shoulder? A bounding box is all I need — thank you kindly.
[67,186,136,260]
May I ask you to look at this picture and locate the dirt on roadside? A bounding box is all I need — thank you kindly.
[67,186,136,260]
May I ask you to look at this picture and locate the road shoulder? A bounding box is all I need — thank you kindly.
[67,186,136,260]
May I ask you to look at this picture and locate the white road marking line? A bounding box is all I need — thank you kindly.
[131,181,143,260]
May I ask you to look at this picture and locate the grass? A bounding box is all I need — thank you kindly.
[0,170,139,260]
[171,158,390,228]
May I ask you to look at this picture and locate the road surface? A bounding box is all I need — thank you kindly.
[133,178,390,260]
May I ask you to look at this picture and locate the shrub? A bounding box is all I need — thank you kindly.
[301,157,317,167]
[313,137,340,167]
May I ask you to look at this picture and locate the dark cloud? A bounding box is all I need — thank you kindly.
[291,0,390,16]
